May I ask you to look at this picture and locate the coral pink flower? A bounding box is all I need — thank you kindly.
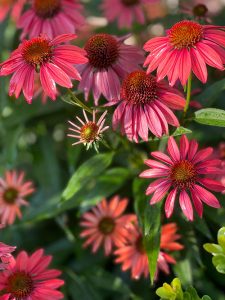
[78,33,144,105]
[0,34,87,103]
[144,20,225,86]
[0,248,64,299]
[114,221,183,280]
[101,0,154,29]
[18,0,84,39]
[0,0,25,23]
[140,135,225,221]
[0,170,35,225]
[108,70,185,142]
[68,109,109,151]
[212,142,225,194]
[0,242,16,270]
[180,0,212,23]
[80,195,136,256]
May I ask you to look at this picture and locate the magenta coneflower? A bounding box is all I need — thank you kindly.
[68,109,109,151]
[0,34,87,103]
[140,135,225,221]
[0,170,35,225]
[212,142,225,194]
[101,0,154,29]
[108,70,185,142]
[80,196,136,256]
[78,33,144,105]
[18,0,85,39]
[180,0,212,23]
[0,248,64,299]
[114,221,183,280]
[0,0,25,23]
[144,20,225,86]
[0,242,16,270]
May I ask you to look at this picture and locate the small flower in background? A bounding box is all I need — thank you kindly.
[0,170,35,225]
[101,0,155,29]
[0,248,64,299]
[0,242,16,270]
[78,33,144,105]
[17,0,85,39]
[180,1,212,23]
[68,109,109,151]
[80,196,136,256]
[140,135,225,221]
[108,70,185,142]
[212,142,225,194]
[144,20,225,86]
[0,0,25,23]
[0,34,87,103]
[114,221,183,280]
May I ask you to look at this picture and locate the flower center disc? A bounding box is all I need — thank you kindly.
[22,37,52,67]
[169,20,203,49]
[7,271,34,298]
[98,217,115,235]
[33,0,61,18]
[85,34,119,69]
[171,160,196,189]
[193,4,208,17]
[121,71,157,105]
[3,187,18,204]
[80,122,99,143]
[121,0,139,6]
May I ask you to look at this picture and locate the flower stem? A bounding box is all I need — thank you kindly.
[67,89,93,114]
[183,74,192,116]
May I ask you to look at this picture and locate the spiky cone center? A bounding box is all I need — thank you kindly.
[135,235,145,254]
[7,271,34,298]
[121,71,158,105]
[121,0,140,6]
[193,4,208,17]
[80,122,100,143]
[84,34,119,69]
[33,0,61,18]
[21,37,53,67]
[170,160,197,189]
[3,187,18,204]
[98,217,115,235]
[169,20,203,49]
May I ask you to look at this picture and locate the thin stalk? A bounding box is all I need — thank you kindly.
[183,74,192,116]
[67,89,93,114]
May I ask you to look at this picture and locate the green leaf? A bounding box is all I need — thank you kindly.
[133,178,162,284]
[194,108,225,127]
[217,227,225,251]
[212,255,225,274]
[62,152,114,201]
[196,78,225,106]
[203,243,223,254]
[185,287,200,300]
[171,127,192,137]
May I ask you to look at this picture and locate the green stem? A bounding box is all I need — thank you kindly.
[67,89,93,114]
[183,74,192,116]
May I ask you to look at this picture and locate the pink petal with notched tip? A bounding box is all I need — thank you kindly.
[165,188,177,218]
[179,190,193,221]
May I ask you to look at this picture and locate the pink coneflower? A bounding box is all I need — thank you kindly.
[68,109,109,151]
[108,70,185,142]
[0,0,25,23]
[0,170,35,225]
[78,33,144,105]
[212,142,225,194]
[140,135,225,221]
[80,196,136,256]
[0,242,16,270]
[180,0,212,23]
[0,248,64,299]
[144,20,225,86]
[17,0,85,39]
[114,221,183,280]
[0,34,87,103]
[101,0,154,29]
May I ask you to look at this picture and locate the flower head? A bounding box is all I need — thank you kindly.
[0,34,87,103]
[78,33,144,105]
[68,109,109,151]
[0,170,35,225]
[101,0,154,29]
[80,195,136,256]
[114,221,183,279]
[0,242,16,270]
[144,20,225,86]
[109,70,185,142]
[180,0,212,23]
[140,135,225,221]
[18,0,85,39]
[0,0,25,23]
[211,142,225,194]
[0,248,64,299]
